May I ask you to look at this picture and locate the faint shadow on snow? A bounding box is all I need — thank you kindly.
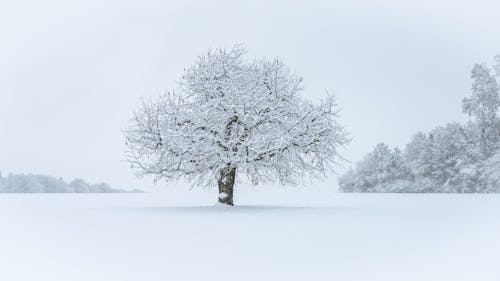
[118,205,356,215]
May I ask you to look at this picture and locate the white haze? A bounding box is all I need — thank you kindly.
[2,0,500,191]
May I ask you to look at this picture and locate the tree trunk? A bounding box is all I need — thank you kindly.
[218,166,236,206]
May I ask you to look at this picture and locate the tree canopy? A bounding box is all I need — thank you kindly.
[125,45,349,204]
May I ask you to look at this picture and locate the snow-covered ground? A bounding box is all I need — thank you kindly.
[1,190,499,281]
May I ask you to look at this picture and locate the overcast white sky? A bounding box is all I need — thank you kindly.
[1,0,500,191]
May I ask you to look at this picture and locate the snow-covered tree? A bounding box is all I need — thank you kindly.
[36,175,68,193]
[494,55,500,77]
[341,123,487,193]
[6,174,45,193]
[0,172,6,192]
[0,172,134,193]
[481,147,500,192]
[340,58,500,194]
[69,179,91,193]
[338,143,408,192]
[125,45,349,205]
[462,63,500,158]
[404,132,432,180]
[359,143,406,187]
[426,123,476,191]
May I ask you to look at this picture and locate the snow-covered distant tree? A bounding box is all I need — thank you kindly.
[481,147,500,192]
[69,179,91,193]
[340,59,500,194]
[337,169,356,192]
[462,64,500,158]
[6,174,45,193]
[404,132,432,180]
[125,45,349,205]
[36,175,68,193]
[427,123,476,190]
[494,55,500,77]
[360,143,406,187]
[0,172,6,192]
[338,143,408,192]
[0,172,135,193]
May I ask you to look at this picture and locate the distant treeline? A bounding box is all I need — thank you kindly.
[340,57,500,193]
[0,172,142,193]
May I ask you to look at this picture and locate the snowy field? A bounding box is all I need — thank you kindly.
[1,190,500,281]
